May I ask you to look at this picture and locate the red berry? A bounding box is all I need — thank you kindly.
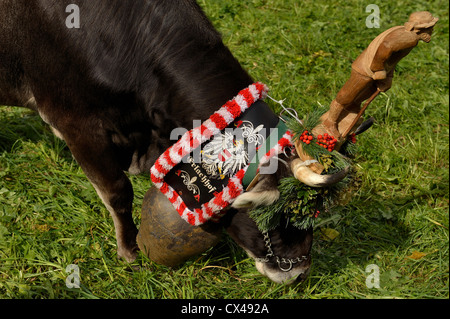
[305,140,310,144]
[308,135,313,140]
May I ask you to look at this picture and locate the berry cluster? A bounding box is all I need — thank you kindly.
[299,130,314,144]
[300,130,337,152]
[316,133,337,152]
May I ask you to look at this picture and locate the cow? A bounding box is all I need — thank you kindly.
[0,0,348,284]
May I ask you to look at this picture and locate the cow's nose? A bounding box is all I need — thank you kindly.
[295,273,307,283]
[294,268,311,283]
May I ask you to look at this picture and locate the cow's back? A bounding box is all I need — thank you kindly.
[1,0,253,172]
[0,0,35,108]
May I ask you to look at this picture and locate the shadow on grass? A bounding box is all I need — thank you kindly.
[313,195,413,270]
[304,180,448,294]
[198,179,447,294]
[0,107,72,161]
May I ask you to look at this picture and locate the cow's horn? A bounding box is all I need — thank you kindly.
[291,158,349,187]
[354,117,375,135]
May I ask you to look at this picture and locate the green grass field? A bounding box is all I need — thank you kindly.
[1,0,448,299]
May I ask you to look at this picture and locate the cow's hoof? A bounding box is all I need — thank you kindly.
[118,243,139,263]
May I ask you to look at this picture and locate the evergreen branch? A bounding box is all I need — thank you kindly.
[249,108,359,232]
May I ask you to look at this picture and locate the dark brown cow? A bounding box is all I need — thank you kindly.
[1,0,347,283]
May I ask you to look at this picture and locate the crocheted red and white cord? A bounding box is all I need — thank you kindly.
[150,83,294,226]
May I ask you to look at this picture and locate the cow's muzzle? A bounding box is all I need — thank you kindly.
[253,231,312,284]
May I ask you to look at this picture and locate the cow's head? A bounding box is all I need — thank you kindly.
[222,117,373,284]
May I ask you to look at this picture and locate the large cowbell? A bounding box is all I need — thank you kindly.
[137,100,288,267]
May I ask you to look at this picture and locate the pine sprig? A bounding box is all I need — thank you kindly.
[286,108,326,143]
[249,170,359,232]
[249,176,324,231]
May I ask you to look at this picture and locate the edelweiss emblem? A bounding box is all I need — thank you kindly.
[241,121,265,145]
[201,121,265,179]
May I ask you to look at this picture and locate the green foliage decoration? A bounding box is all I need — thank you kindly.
[250,109,358,231]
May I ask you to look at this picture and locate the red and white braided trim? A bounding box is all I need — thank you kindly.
[150,82,294,226]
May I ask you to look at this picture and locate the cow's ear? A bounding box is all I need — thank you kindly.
[231,174,280,208]
[231,189,280,209]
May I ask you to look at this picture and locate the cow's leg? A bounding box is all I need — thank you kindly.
[62,131,138,262]
[90,174,138,263]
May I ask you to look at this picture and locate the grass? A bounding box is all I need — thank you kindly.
[1,0,448,299]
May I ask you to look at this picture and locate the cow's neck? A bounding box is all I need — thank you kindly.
[137,1,257,169]
[139,3,254,126]
[156,44,254,124]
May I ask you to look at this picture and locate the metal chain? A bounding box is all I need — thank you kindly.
[266,94,304,126]
[254,232,308,272]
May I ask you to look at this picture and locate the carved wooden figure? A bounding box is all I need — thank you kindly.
[321,11,438,141]
[296,11,438,174]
